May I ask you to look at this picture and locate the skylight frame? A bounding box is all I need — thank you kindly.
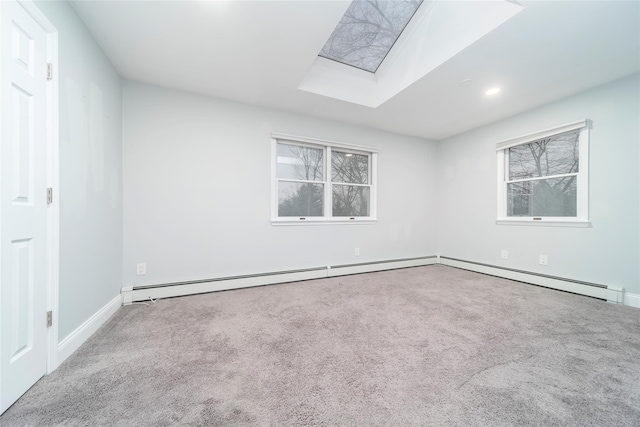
[318,0,424,74]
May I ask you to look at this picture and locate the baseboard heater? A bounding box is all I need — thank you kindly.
[439,256,624,304]
[122,256,438,303]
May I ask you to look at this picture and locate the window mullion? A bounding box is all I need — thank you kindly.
[278,178,324,185]
[326,146,332,220]
[331,182,371,187]
[506,172,579,184]
[504,149,509,182]
[576,126,589,219]
[371,153,377,219]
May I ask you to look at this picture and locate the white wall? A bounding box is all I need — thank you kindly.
[35,1,123,341]
[437,74,640,296]
[122,81,438,287]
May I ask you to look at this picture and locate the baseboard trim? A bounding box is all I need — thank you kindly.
[131,269,329,302]
[328,256,437,277]
[129,256,438,302]
[57,294,121,366]
[439,256,610,301]
[125,256,636,308]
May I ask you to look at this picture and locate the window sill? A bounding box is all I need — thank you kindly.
[496,219,591,228]
[272,219,377,226]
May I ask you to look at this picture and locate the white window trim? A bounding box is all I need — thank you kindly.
[271,133,378,225]
[496,120,590,226]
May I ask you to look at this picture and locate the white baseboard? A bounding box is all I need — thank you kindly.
[328,257,438,277]
[56,294,121,366]
[439,256,610,301]
[131,269,328,302]
[129,256,438,302]
[625,293,640,308]
[124,256,636,309]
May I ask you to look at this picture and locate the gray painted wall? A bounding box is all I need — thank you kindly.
[437,74,640,296]
[122,81,439,287]
[35,1,123,341]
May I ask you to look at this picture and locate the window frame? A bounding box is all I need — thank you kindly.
[271,133,378,225]
[496,120,590,227]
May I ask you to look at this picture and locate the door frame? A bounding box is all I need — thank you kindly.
[11,0,59,374]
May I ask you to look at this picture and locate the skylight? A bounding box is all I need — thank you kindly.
[300,0,523,107]
[319,0,424,73]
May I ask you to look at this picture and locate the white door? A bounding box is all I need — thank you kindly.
[0,0,50,414]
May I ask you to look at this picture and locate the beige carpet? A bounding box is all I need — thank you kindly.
[1,265,639,426]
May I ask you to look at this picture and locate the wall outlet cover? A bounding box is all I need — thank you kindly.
[136,263,147,275]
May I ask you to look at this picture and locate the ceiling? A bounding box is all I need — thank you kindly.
[70,0,640,141]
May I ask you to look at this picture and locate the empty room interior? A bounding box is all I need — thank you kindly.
[1,0,639,425]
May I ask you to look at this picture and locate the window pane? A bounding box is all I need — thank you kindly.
[319,0,423,73]
[507,177,577,217]
[277,143,324,181]
[509,130,579,180]
[278,182,324,217]
[332,185,370,217]
[332,151,369,184]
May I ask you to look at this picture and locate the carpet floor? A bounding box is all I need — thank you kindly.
[1,265,639,426]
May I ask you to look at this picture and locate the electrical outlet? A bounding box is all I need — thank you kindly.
[354,247,360,256]
[136,263,147,275]
[539,255,548,266]
[501,250,508,260]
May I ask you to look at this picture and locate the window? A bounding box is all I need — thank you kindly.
[496,120,589,225]
[272,134,377,224]
[319,0,423,73]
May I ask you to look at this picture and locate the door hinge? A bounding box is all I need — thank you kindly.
[47,188,53,204]
[47,311,53,327]
[46,63,52,80]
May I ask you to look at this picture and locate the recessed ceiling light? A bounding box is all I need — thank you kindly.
[485,87,501,96]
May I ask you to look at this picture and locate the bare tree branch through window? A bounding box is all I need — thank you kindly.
[507,130,580,217]
[319,0,423,73]
[276,142,372,218]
